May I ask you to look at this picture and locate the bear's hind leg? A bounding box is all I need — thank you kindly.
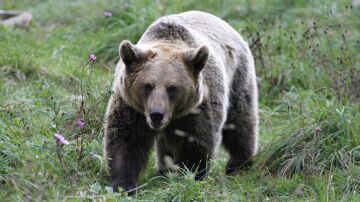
[222,71,258,174]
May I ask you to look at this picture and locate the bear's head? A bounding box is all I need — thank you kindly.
[118,40,209,130]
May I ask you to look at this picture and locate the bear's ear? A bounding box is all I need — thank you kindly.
[119,40,144,69]
[183,45,209,75]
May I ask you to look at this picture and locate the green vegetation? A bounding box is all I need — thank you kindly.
[1,0,359,201]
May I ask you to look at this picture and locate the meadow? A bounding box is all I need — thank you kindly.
[0,0,359,201]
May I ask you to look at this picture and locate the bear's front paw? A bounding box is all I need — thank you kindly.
[157,169,168,177]
[225,159,253,175]
[112,181,137,196]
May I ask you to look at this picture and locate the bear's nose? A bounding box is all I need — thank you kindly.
[150,111,164,125]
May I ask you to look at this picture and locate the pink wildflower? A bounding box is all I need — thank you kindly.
[76,119,85,129]
[89,54,96,62]
[54,132,70,145]
[315,126,322,134]
[103,11,112,17]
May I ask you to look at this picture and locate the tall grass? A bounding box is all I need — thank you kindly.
[257,93,360,177]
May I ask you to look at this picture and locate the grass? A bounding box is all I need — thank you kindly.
[0,0,359,201]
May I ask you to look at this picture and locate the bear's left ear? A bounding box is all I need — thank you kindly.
[183,45,209,76]
[119,40,145,69]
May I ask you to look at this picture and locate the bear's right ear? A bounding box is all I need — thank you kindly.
[183,45,209,76]
[119,40,144,69]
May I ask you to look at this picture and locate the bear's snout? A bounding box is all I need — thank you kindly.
[145,89,170,130]
[149,109,164,128]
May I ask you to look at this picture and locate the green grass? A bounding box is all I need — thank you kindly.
[1,0,359,201]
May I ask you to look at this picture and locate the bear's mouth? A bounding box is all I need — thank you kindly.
[151,122,162,129]
[145,108,172,131]
[147,118,168,130]
[145,109,170,130]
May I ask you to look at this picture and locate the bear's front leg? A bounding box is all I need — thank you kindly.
[166,104,220,180]
[176,142,212,180]
[107,138,153,195]
[104,96,155,195]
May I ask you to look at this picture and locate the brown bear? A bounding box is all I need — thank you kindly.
[104,10,258,195]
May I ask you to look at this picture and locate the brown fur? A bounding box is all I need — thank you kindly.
[104,11,258,195]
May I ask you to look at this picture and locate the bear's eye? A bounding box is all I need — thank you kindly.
[167,85,178,97]
[144,83,153,95]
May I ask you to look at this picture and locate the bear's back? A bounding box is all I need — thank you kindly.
[168,11,243,46]
[138,11,252,86]
[139,11,249,57]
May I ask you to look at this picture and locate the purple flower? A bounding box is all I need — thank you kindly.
[103,11,112,17]
[315,126,322,134]
[54,132,70,145]
[76,119,85,129]
[89,54,97,62]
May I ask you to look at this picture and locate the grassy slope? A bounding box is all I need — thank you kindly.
[0,0,359,201]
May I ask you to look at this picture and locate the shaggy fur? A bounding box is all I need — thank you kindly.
[104,11,258,195]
